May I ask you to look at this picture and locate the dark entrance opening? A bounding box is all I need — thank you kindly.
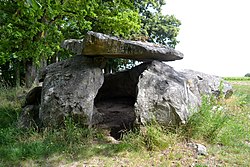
[94,65,146,139]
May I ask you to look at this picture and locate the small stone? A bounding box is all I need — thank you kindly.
[187,142,207,156]
[196,143,207,156]
[105,136,120,144]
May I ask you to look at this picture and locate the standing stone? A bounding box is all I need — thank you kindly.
[39,56,103,127]
[134,61,200,125]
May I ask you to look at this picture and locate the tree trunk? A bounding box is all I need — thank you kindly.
[15,61,20,87]
[0,62,11,86]
[24,60,37,88]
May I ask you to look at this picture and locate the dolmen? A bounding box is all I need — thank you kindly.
[19,31,233,136]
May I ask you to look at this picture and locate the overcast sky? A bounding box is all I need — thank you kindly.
[162,0,250,77]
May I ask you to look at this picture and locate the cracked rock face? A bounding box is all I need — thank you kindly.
[180,69,233,99]
[62,31,184,61]
[134,61,200,125]
[39,56,103,127]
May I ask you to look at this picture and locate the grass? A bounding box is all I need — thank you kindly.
[0,80,249,166]
[224,76,250,81]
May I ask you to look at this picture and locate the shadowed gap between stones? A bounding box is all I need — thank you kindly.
[93,63,149,139]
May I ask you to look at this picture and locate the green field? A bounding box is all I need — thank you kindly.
[224,77,250,81]
[0,80,250,166]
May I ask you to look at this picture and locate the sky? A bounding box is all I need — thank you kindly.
[162,0,250,77]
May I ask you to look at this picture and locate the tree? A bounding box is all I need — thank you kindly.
[134,0,181,48]
[0,0,140,87]
[102,0,182,73]
[0,0,181,86]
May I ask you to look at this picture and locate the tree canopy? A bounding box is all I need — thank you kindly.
[0,0,181,87]
[0,0,141,64]
[135,0,181,47]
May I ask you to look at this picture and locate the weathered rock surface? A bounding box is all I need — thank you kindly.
[135,61,200,125]
[23,86,42,106]
[180,69,233,99]
[39,56,103,127]
[62,31,184,61]
[18,87,42,129]
[18,30,234,135]
[61,39,84,55]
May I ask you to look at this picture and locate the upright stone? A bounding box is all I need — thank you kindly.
[39,56,103,127]
[134,61,200,125]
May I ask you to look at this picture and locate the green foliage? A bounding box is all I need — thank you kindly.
[104,58,137,73]
[104,0,181,72]
[194,165,208,167]
[0,114,95,165]
[0,0,140,65]
[92,0,140,37]
[134,0,181,47]
[0,0,143,85]
[0,0,181,85]
[224,77,250,81]
[232,84,250,106]
[142,124,177,151]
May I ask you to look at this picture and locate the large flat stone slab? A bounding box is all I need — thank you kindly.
[62,31,184,61]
